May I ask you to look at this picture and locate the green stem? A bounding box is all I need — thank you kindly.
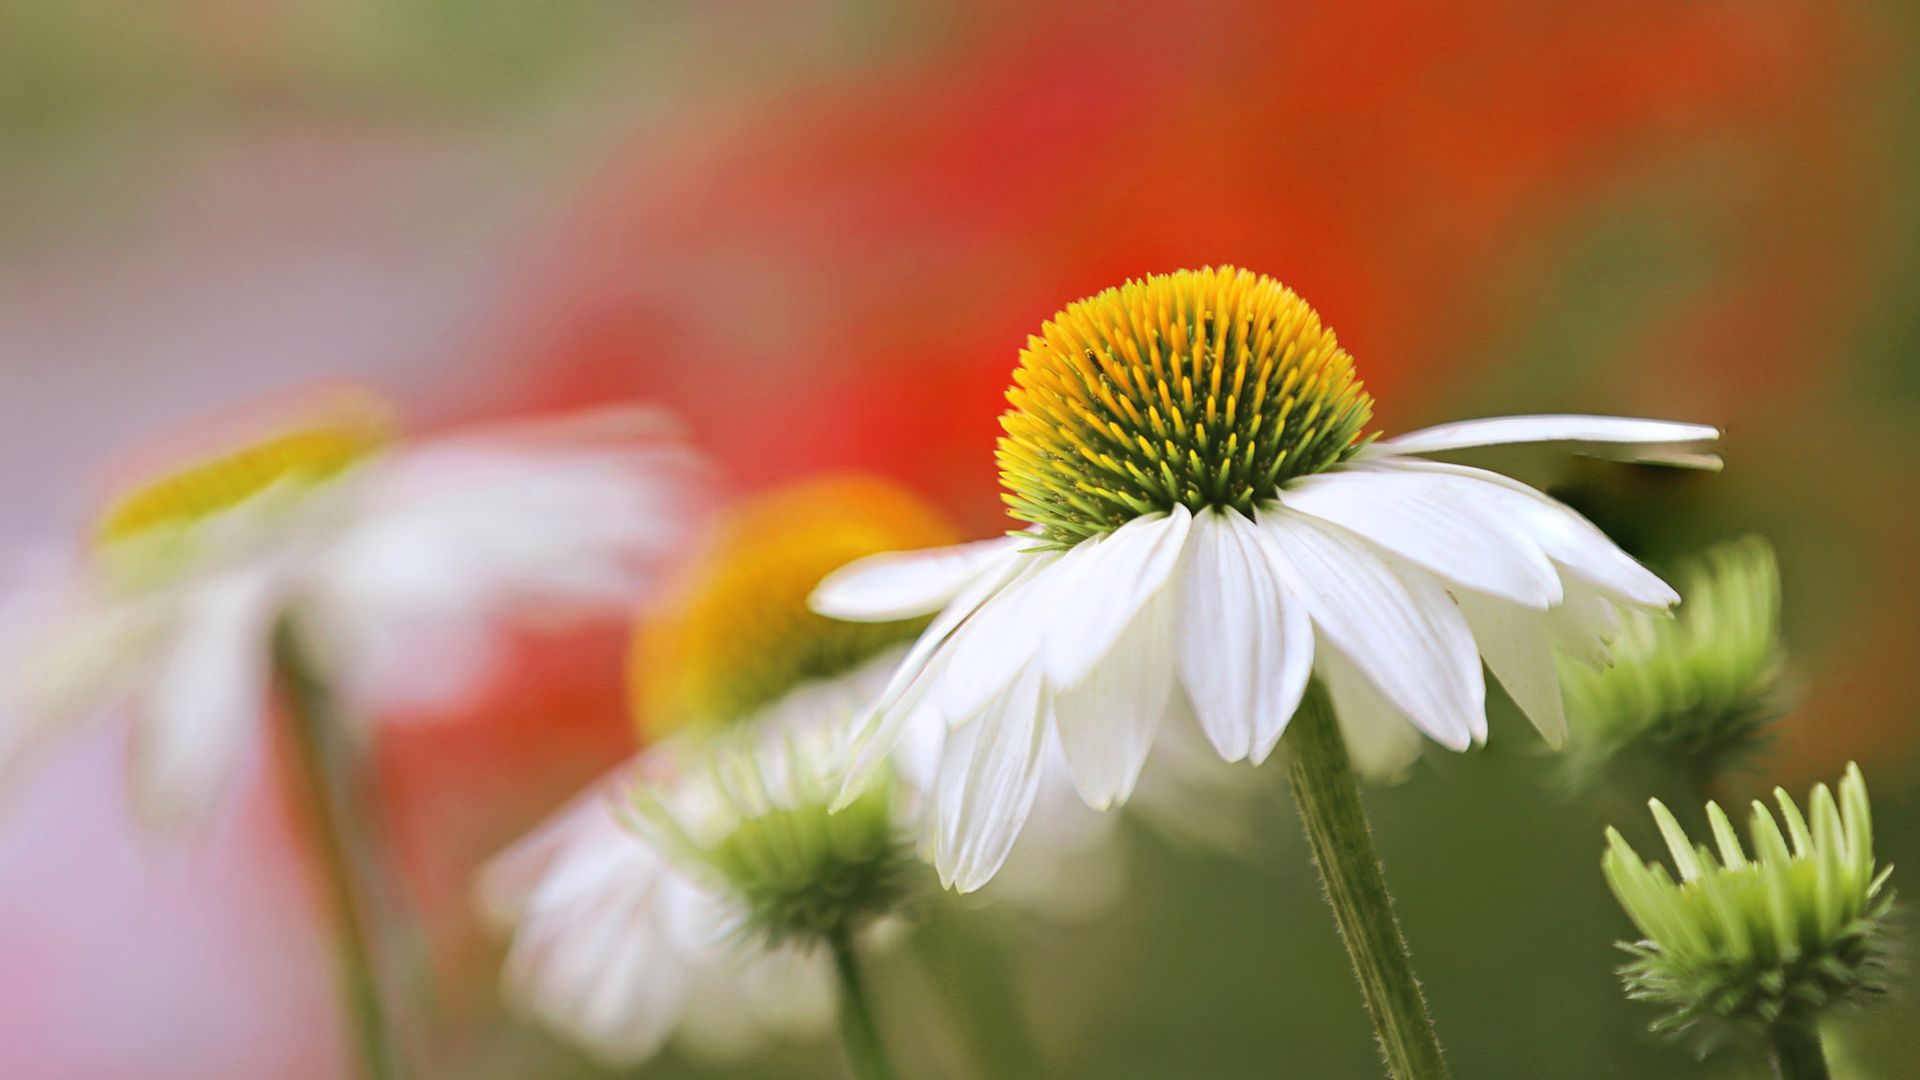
[274,624,402,1080]
[828,929,895,1080]
[1284,687,1449,1079]
[1767,1018,1831,1080]
[911,906,1045,1076]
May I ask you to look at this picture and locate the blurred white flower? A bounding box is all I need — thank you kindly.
[476,762,837,1068]
[480,475,1230,1066]
[810,267,1724,892]
[0,389,702,827]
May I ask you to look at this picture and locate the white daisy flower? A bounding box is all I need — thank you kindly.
[812,266,1723,893]
[477,477,946,1068]
[0,388,701,827]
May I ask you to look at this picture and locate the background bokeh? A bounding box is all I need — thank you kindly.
[3,1,1918,1076]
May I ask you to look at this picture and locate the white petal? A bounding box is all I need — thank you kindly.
[483,774,701,1066]
[1277,469,1562,608]
[1254,512,1483,751]
[130,571,279,826]
[0,555,156,792]
[1544,578,1624,670]
[1358,414,1722,469]
[832,547,1030,806]
[810,538,1021,622]
[1453,590,1567,747]
[929,556,1063,723]
[1317,645,1427,782]
[1052,585,1173,810]
[1360,459,1678,609]
[1041,508,1193,686]
[314,424,700,652]
[1174,508,1312,764]
[934,660,1049,892]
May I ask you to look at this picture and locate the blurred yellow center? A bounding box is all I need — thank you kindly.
[999,266,1374,547]
[95,411,390,550]
[630,476,956,741]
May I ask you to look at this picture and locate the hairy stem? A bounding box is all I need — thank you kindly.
[1284,687,1449,1079]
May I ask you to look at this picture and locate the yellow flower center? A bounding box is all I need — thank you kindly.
[89,397,392,587]
[630,475,956,740]
[999,266,1375,547]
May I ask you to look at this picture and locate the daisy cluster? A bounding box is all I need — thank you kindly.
[6,266,1897,1080]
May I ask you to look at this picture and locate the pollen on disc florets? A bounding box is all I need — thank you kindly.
[631,476,956,739]
[998,266,1375,547]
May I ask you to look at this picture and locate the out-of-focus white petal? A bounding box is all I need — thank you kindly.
[1255,511,1484,750]
[1316,645,1427,783]
[1175,508,1312,764]
[479,764,828,1069]
[810,538,1022,622]
[0,551,159,794]
[1040,508,1192,687]
[1052,585,1172,810]
[1356,414,1722,469]
[1453,589,1568,748]
[129,569,281,828]
[935,660,1050,893]
[305,412,702,715]
[1277,469,1561,608]
[675,948,835,1063]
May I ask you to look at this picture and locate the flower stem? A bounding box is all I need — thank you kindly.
[1767,1019,1831,1080]
[274,624,401,1080]
[1284,686,1449,1079]
[828,928,895,1080]
[910,905,1045,1076]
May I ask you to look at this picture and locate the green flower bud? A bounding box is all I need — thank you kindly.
[1563,535,1792,788]
[1601,764,1894,1043]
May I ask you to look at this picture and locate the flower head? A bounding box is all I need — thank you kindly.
[1564,535,1792,787]
[0,391,700,825]
[1001,266,1373,547]
[815,267,1722,891]
[1602,764,1894,1040]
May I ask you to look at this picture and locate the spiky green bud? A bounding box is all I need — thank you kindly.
[1601,764,1894,1043]
[1563,535,1792,788]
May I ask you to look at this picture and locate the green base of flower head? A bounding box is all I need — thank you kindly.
[706,772,917,948]
[1602,764,1894,1046]
[997,267,1375,548]
[1563,535,1793,790]
[633,727,920,952]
